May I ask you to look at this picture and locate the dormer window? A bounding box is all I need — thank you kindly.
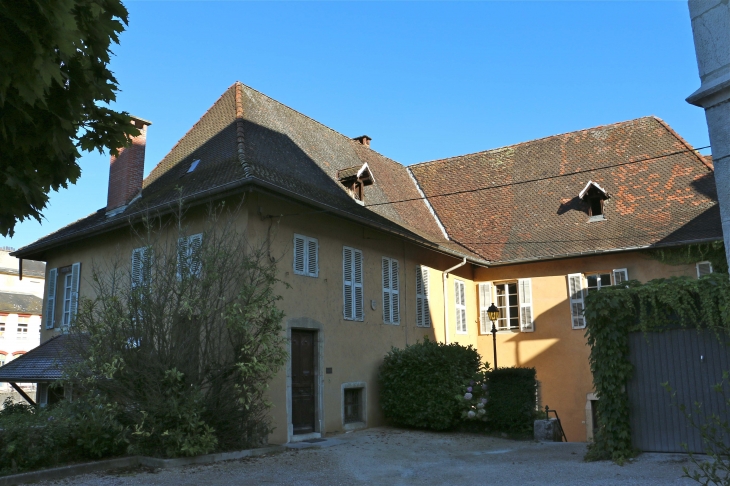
[579,181,609,221]
[338,163,374,204]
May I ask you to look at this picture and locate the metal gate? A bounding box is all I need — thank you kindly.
[627,328,730,453]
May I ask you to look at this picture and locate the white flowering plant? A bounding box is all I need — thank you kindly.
[456,372,489,423]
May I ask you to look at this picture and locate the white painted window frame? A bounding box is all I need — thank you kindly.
[696,261,713,278]
[454,279,467,334]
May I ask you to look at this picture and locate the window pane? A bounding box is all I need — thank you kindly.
[599,274,611,287]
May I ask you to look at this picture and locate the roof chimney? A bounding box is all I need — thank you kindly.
[353,135,371,147]
[106,116,152,215]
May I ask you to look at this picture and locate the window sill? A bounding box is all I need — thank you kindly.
[588,215,606,222]
[343,421,366,432]
[383,321,400,326]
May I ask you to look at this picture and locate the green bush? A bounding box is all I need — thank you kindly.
[379,338,486,430]
[485,367,538,435]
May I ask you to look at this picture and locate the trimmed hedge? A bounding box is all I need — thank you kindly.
[378,338,485,430]
[485,367,538,435]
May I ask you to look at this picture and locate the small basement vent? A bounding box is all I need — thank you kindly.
[344,388,363,423]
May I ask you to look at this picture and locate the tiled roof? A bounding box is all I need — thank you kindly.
[14,83,474,262]
[0,335,84,382]
[409,117,721,264]
[0,292,42,315]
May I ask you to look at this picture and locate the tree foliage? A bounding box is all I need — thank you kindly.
[0,0,139,236]
[584,273,730,464]
[65,200,288,455]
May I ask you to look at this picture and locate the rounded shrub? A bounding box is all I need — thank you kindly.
[378,338,486,430]
[484,367,538,436]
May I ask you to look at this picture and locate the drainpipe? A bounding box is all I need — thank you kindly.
[442,258,467,345]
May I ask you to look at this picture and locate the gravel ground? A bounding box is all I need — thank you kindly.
[41,427,697,486]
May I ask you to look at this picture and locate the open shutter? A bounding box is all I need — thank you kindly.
[455,280,467,333]
[354,249,364,321]
[69,262,81,323]
[131,247,145,288]
[343,247,354,320]
[612,268,628,286]
[293,235,305,275]
[307,238,318,277]
[45,268,57,329]
[568,273,586,329]
[382,258,391,323]
[188,233,203,277]
[518,278,534,332]
[416,266,431,327]
[697,261,713,278]
[391,259,400,324]
[479,282,493,334]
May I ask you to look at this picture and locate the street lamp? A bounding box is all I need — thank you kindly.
[487,303,500,369]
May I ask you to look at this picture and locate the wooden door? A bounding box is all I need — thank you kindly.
[291,330,316,434]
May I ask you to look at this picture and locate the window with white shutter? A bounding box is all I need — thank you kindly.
[177,233,203,279]
[416,266,431,327]
[382,257,400,324]
[45,268,57,329]
[479,282,492,334]
[518,278,534,332]
[697,261,713,278]
[612,268,629,286]
[293,234,319,277]
[61,263,81,327]
[343,247,364,321]
[568,273,586,329]
[454,280,467,334]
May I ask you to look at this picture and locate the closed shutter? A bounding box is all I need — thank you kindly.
[382,257,400,324]
[455,280,467,333]
[354,249,363,321]
[188,233,203,277]
[176,236,188,279]
[45,268,57,329]
[568,273,585,329]
[293,235,306,275]
[131,247,145,288]
[416,266,431,327]
[518,278,534,332]
[382,258,391,323]
[69,262,81,323]
[343,247,353,320]
[307,238,318,277]
[696,261,713,278]
[391,259,399,323]
[479,282,492,334]
[612,268,629,285]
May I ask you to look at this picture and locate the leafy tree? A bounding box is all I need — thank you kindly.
[0,0,139,236]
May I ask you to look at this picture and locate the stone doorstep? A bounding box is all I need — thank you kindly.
[0,445,285,486]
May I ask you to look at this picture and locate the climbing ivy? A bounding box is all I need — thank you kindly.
[584,272,730,463]
[644,241,728,274]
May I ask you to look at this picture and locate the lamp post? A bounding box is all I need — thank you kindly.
[487,303,500,369]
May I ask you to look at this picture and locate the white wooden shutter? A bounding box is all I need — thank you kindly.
[354,249,364,321]
[293,235,306,275]
[479,282,492,334]
[416,266,431,327]
[131,247,145,288]
[568,273,586,329]
[391,259,400,324]
[612,268,628,286]
[307,238,318,277]
[45,268,57,329]
[343,247,354,320]
[518,278,534,332]
[697,261,713,278]
[69,262,81,323]
[176,236,188,279]
[382,258,391,323]
[188,233,203,277]
[455,280,467,333]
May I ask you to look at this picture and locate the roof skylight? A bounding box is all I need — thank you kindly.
[187,159,200,173]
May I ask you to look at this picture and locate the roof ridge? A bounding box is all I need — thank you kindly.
[144,83,238,188]
[234,82,251,177]
[237,82,410,168]
[651,115,714,171]
[409,116,658,168]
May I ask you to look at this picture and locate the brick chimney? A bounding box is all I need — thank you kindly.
[107,116,152,214]
[353,135,371,147]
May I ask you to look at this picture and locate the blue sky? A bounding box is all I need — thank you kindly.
[3,1,710,250]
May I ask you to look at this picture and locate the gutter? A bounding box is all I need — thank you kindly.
[442,257,467,345]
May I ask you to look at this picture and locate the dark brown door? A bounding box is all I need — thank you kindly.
[291,330,316,434]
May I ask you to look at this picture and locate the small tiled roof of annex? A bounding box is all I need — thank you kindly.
[409,116,721,264]
[14,83,474,261]
[0,335,85,382]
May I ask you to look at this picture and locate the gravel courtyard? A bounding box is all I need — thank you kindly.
[42,427,697,486]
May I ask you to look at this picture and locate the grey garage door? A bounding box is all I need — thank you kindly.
[627,328,730,453]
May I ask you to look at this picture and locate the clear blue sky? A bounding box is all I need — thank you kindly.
[3,1,711,250]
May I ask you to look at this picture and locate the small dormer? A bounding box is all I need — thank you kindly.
[338,163,374,204]
[579,181,609,221]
